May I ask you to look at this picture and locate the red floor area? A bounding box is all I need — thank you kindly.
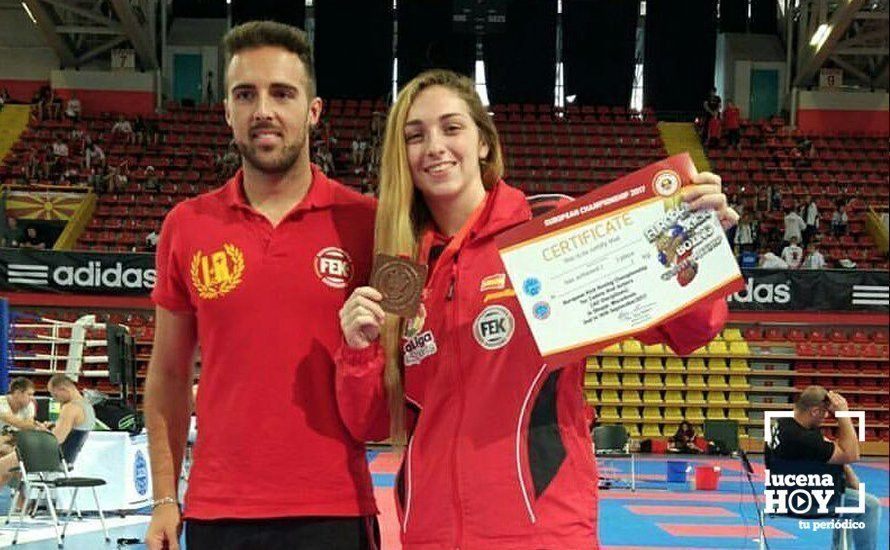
[625,505,738,517]
[657,523,795,539]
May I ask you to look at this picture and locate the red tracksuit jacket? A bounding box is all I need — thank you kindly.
[337,181,729,549]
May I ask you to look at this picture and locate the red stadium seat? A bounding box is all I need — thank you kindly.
[765,327,784,341]
[787,328,807,342]
[829,330,848,343]
[809,329,828,342]
[743,327,763,341]
[852,330,870,343]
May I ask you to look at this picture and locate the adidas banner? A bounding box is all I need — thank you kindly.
[727,269,889,312]
[0,248,155,295]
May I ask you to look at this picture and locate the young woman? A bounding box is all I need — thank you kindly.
[336,69,739,549]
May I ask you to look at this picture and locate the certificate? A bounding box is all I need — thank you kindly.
[496,153,744,366]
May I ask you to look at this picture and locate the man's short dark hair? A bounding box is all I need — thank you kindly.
[47,373,76,389]
[9,377,34,393]
[223,20,316,98]
[795,385,828,412]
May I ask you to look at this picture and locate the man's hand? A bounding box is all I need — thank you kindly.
[826,391,849,413]
[145,504,182,550]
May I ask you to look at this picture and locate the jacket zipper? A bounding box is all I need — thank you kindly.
[448,255,464,549]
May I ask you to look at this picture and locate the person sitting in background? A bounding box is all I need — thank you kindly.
[145,227,160,251]
[143,165,160,192]
[671,421,701,454]
[781,236,804,269]
[759,245,788,269]
[1,217,24,248]
[802,241,826,270]
[0,374,96,484]
[706,112,721,150]
[832,204,849,237]
[64,94,81,121]
[111,116,133,141]
[19,226,45,250]
[0,378,42,455]
[51,137,69,159]
[767,386,880,550]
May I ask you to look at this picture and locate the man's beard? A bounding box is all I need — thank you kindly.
[236,131,305,175]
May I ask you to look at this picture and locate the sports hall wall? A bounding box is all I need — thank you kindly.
[797,89,890,134]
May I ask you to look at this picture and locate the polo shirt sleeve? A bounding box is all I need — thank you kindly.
[637,297,728,356]
[151,206,196,313]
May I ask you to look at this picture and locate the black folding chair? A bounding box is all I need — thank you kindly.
[593,425,636,491]
[5,430,109,547]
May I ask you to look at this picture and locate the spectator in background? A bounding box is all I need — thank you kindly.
[133,116,147,145]
[0,88,7,112]
[723,100,741,150]
[1,217,24,248]
[802,241,826,270]
[671,421,701,454]
[832,203,849,237]
[783,207,807,245]
[759,245,789,269]
[145,227,159,251]
[781,236,804,269]
[51,137,69,160]
[24,147,41,181]
[735,212,754,251]
[205,71,215,103]
[351,134,368,168]
[803,194,819,246]
[769,184,782,212]
[106,165,127,194]
[703,87,721,126]
[84,139,105,171]
[64,94,81,121]
[143,165,160,192]
[50,90,63,120]
[111,116,133,141]
[20,226,45,250]
[87,165,108,194]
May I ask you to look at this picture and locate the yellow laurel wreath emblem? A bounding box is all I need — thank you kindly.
[189,244,246,300]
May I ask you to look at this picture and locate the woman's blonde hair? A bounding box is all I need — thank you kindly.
[375,69,504,445]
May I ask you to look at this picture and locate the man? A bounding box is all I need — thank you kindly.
[783,207,806,245]
[803,194,819,246]
[1,216,24,248]
[0,374,95,484]
[0,378,40,454]
[144,21,377,550]
[781,236,804,269]
[802,241,826,270]
[768,386,881,550]
[65,94,81,121]
[19,226,45,250]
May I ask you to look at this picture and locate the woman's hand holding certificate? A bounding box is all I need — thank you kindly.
[496,153,744,366]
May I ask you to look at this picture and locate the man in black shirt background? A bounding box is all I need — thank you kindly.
[768,385,880,550]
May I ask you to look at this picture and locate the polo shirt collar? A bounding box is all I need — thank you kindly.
[222,163,335,214]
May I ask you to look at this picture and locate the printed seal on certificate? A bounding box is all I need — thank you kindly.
[370,253,429,318]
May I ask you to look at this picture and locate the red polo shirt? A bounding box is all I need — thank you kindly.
[152,166,377,520]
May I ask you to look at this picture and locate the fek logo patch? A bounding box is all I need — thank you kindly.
[473,305,515,350]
